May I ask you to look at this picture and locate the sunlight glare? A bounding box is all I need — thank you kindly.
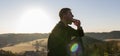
[16,8,53,33]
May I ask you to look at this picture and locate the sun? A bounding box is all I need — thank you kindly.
[16,8,53,33]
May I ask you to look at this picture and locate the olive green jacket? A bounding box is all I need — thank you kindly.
[48,21,84,56]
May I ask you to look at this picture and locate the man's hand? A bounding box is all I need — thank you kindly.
[72,19,81,28]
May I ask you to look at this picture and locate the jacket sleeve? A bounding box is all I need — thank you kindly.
[77,27,84,37]
[69,26,84,37]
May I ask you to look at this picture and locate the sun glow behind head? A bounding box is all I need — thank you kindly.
[70,43,79,52]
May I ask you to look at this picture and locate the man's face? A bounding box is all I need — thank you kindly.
[65,11,74,24]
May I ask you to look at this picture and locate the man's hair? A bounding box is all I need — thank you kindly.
[59,8,71,19]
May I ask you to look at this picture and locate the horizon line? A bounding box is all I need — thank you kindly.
[0,30,120,34]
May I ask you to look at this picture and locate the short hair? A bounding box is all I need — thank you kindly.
[59,8,71,19]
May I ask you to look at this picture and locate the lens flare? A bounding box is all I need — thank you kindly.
[70,43,79,52]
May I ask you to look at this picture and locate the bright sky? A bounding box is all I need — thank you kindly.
[0,0,120,34]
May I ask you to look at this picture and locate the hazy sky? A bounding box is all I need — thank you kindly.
[0,0,120,34]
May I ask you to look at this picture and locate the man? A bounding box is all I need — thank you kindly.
[47,8,84,56]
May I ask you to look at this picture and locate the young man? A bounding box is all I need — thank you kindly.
[47,8,84,56]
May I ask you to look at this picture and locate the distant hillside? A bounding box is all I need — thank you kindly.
[1,36,103,53]
[0,31,119,48]
[82,36,104,45]
[0,33,49,48]
[1,38,48,53]
[85,31,120,40]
